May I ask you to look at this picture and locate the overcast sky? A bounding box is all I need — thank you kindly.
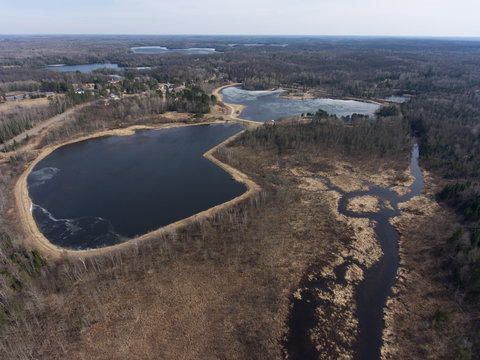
[1,0,479,37]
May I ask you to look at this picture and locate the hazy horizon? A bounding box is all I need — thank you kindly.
[2,0,480,37]
[1,34,480,40]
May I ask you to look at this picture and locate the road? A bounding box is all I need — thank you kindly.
[0,101,95,152]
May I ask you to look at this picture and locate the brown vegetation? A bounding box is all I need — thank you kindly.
[383,190,479,359]
[1,132,356,359]
[1,35,480,359]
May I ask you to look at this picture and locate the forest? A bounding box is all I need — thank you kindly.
[2,36,479,180]
[1,35,480,359]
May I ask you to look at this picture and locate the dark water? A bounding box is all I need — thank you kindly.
[350,144,423,360]
[27,123,245,250]
[45,63,120,73]
[286,144,424,359]
[131,46,218,54]
[220,86,380,122]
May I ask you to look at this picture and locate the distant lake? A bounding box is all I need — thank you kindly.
[220,86,380,122]
[27,123,245,250]
[228,43,288,47]
[131,46,219,54]
[45,63,120,73]
[386,95,409,103]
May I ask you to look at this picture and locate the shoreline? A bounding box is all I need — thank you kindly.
[214,83,387,116]
[380,170,470,359]
[15,120,260,260]
[212,83,250,122]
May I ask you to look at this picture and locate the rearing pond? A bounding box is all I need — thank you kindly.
[27,123,246,250]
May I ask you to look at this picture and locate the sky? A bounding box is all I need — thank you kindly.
[1,0,479,37]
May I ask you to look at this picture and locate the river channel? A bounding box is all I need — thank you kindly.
[286,144,424,359]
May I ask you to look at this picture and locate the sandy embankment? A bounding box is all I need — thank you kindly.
[15,120,260,260]
[212,83,254,125]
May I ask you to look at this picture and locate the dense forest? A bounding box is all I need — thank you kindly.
[2,36,479,179]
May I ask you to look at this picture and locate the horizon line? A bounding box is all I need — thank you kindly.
[1,34,480,40]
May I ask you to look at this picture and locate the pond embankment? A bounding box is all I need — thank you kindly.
[15,120,260,259]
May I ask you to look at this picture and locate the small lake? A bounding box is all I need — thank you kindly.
[131,46,219,54]
[386,95,409,103]
[45,63,120,73]
[220,86,380,122]
[228,43,288,47]
[27,123,245,250]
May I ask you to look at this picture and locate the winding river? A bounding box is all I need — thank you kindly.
[220,86,423,358]
[286,144,424,359]
[336,144,423,359]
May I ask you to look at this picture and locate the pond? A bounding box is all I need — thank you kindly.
[27,123,245,250]
[131,46,219,54]
[386,95,409,103]
[220,86,380,122]
[45,63,121,73]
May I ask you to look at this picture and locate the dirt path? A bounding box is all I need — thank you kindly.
[212,83,260,127]
[0,101,95,152]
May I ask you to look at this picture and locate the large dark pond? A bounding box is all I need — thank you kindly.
[27,123,245,250]
[220,86,380,122]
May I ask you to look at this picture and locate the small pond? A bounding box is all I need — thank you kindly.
[131,46,219,54]
[386,95,409,103]
[45,63,120,73]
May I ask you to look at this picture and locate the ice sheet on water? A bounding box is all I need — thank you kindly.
[28,167,59,188]
[221,86,284,102]
[31,204,128,250]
